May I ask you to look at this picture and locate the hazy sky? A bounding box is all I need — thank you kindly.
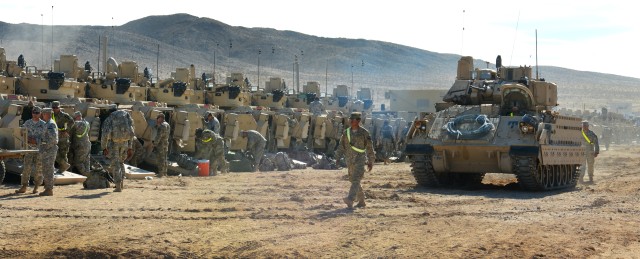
[3,0,638,79]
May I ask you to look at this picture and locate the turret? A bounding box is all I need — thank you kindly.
[442,55,558,112]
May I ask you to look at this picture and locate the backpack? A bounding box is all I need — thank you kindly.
[108,110,135,142]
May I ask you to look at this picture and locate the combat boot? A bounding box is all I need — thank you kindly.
[59,162,71,174]
[114,181,122,192]
[15,184,27,194]
[39,189,53,196]
[355,191,366,208]
[31,185,39,194]
[343,197,353,209]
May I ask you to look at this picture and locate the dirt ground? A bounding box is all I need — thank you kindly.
[1,145,640,258]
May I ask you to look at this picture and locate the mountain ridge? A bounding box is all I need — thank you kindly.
[1,13,639,111]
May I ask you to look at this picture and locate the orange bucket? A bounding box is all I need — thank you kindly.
[197,160,210,176]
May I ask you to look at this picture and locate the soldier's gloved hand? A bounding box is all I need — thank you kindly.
[127,149,133,160]
[367,162,373,172]
[594,153,598,158]
[103,149,109,157]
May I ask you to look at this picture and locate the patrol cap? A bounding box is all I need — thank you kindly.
[349,112,362,120]
[74,111,82,117]
[51,101,60,108]
[32,106,42,113]
[41,108,53,114]
[582,120,589,126]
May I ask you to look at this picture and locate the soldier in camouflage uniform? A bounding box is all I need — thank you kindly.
[242,130,267,172]
[51,101,74,173]
[152,113,170,177]
[39,108,59,196]
[70,111,91,176]
[309,97,325,116]
[205,112,221,134]
[101,109,135,192]
[195,129,228,176]
[335,112,375,208]
[579,120,599,183]
[380,120,396,165]
[15,106,45,194]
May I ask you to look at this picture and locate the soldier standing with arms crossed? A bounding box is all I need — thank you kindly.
[51,101,74,173]
[39,108,59,196]
[101,109,135,192]
[580,120,599,183]
[152,113,170,177]
[336,112,375,208]
[70,111,91,176]
[15,106,44,194]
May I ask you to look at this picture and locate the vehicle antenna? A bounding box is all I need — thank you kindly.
[536,29,540,80]
[509,10,521,66]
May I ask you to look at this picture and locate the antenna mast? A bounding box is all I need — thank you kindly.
[535,29,539,80]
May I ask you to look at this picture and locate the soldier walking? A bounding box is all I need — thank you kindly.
[195,129,228,176]
[380,120,396,165]
[39,108,59,196]
[15,106,45,194]
[580,120,599,183]
[101,109,135,192]
[51,101,74,173]
[241,130,266,172]
[70,111,91,176]
[152,113,170,177]
[336,112,375,208]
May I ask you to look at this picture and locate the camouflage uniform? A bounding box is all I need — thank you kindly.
[380,121,396,164]
[579,121,600,183]
[205,114,221,134]
[601,127,612,150]
[309,99,325,116]
[335,112,375,207]
[70,113,91,176]
[20,108,45,190]
[244,130,267,172]
[52,101,74,173]
[195,129,228,175]
[41,108,59,194]
[128,136,145,166]
[101,110,135,191]
[153,118,171,176]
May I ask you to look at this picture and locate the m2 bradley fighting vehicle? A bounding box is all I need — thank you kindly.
[405,56,584,191]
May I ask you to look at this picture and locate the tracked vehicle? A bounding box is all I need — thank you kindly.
[405,56,584,191]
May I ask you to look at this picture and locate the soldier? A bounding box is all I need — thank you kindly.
[21,100,35,122]
[51,101,74,173]
[15,106,45,194]
[380,120,396,165]
[579,120,600,183]
[309,97,325,116]
[70,111,91,176]
[195,129,228,176]
[241,130,267,172]
[601,126,612,151]
[335,112,375,208]
[152,113,170,177]
[205,112,220,134]
[39,108,58,196]
[101,109,135,192]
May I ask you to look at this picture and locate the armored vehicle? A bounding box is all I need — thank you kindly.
[405,56,584,191]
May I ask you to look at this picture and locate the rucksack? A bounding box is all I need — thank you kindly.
[107,110,135,142]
